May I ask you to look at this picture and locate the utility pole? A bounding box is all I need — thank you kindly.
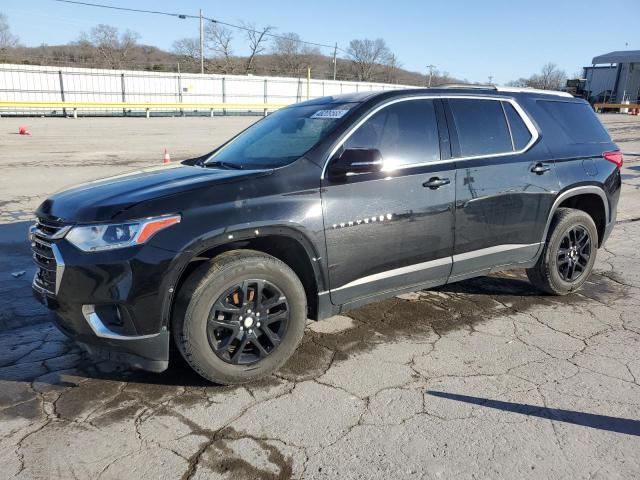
[426,64,436,87]
[199,9,204,74]
[332,43,338,81]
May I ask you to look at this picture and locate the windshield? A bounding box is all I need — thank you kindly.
[204,102,357,169]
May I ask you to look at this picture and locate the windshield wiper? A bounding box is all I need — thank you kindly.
[203,160,244,170]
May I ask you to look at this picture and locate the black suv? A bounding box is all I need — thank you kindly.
[30,86,622,384]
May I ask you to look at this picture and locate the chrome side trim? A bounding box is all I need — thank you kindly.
[320,94,540,180]
[541,186,609,244]
[329,243,544,294]
[452,243,541,263]
[81,305,160,341]
[330,256,452,293]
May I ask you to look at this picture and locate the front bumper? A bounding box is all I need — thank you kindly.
[48,310,170,373]
[31,226,178,372]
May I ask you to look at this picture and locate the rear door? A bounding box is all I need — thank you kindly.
[321,98,456,305]
[446,97,560,281]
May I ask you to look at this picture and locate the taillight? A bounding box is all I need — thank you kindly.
[603,151,623,169]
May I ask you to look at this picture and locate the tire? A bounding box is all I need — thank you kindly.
[172,250,307,384]
[526,207,598,295]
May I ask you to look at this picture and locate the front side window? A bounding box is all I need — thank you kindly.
[449,99,513,157]
[205,102,357,169]
[343,99,440,170]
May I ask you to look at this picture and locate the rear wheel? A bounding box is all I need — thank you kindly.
[173,250,307,384]
[526,207,598,295]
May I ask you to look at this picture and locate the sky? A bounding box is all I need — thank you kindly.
[1,0,637,85]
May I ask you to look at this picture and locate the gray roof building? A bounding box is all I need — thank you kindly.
[584,50,640,104]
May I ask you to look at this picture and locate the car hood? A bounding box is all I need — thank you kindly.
[36,163,270,223]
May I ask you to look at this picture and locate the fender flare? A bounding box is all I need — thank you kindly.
[158,223,327,327]
[539,185,609,245]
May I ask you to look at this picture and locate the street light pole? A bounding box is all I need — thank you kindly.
[426,64,436,87]
[199,9,204,74]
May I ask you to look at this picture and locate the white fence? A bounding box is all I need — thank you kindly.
[0,64,414,116]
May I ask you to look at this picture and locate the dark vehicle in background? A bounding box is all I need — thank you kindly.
[565,78,588,99]
[30,86,622,384]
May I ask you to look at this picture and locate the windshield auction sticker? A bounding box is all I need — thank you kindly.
[310,109,350,119]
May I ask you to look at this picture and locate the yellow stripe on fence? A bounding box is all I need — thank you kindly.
[0,101,290,110]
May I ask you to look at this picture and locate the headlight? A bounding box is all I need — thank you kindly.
[66,215,180,252]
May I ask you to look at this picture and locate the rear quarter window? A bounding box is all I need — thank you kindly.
[502,102,532,150]
[537,100,610,144]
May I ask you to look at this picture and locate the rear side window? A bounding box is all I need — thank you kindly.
[448,99,513,156]
[538,101,610,144]
[344,99,440,168]
[502,102,532,150]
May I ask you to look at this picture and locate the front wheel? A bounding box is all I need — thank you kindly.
[526,207,598,295]
[173,250,307,384]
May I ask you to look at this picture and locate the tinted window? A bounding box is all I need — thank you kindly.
[538,100,610,144]
[503,102,532,150]
[344,99,440,169]
[449,99,512,156]
[206,102,356,168]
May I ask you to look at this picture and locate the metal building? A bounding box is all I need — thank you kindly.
[584,51,640,104]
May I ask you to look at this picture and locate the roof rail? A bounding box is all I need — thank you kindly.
[436,83,498,90]
[495,86,573,98]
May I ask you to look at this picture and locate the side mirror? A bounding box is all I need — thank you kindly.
[328,148,383,180]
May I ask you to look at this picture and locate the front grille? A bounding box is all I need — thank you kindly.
[31,217,69,296]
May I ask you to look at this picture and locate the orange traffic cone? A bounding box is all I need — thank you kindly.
[163,148,171,164]
[18,126,30,135]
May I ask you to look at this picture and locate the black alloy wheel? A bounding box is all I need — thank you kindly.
[556,225,591,282]
[207,279,289,365]
[526,208,598,295]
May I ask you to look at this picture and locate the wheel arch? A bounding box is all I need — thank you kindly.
[162,225,327,328]
[542,185,609,247]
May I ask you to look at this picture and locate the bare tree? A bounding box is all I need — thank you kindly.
[505,78,529,88]
[205,23,234,73]
[528,63,567,90]
[272,32,314,76]
[438,71,454,85]
[0,13,19,59]
[242,22,273,74]
[173,38,199,60]
[83,24,140,68]
[172,37,200,70]
[347,38,391,81]
[383,53,402,83]
[508,63,567,91]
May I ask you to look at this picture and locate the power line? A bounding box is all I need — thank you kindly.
[51,0,346,52]
[53,0,193,18]
[205,17,344,52]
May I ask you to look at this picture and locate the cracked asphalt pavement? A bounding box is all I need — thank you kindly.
[1,115,640,479]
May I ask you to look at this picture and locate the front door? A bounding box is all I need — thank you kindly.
[321,98,456,305]
[445,97,560,281]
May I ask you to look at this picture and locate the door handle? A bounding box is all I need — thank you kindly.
[423,177,451,189]
[531,163,551,174]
